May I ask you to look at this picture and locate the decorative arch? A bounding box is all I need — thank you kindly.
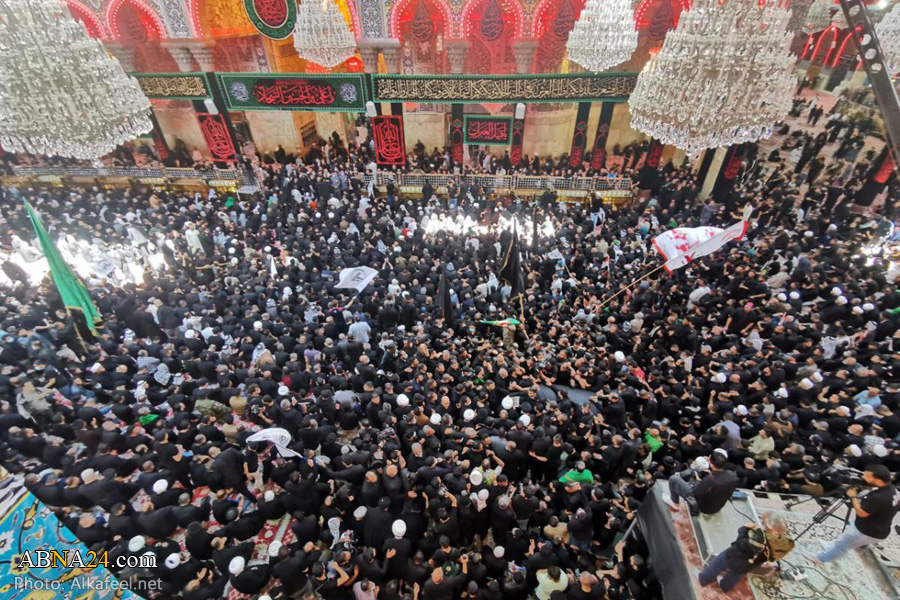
[805,22,840,64]
[65,0,108,39]
[461,0,523,38]
[461,0,524,74]
[106,0,166,42]
[389,0,453,39]
[634,0,691,29]
[830,27,859,67]
[531,0,585,73]
[532,0,585,38]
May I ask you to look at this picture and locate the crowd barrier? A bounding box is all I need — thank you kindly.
[361,172,634,199]
[5,166,633,200]
[7,165,257,190]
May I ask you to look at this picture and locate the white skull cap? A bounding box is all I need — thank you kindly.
[128,536,146,553]
[470,470,483,486]
[165,554,180,569]
[228,556,245,575]
[392,520,407,537]
[152,479,168,495]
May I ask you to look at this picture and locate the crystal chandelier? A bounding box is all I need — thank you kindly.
[629,0,796,156]
[876,2,900,75]
[566,0,638,72]
[293,0,357,68]
[804,0,835,33]
[0,0,151,160]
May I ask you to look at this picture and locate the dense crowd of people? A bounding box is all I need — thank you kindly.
[0,93,898,600]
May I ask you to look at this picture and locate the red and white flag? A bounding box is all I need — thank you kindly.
[653,209,751,272]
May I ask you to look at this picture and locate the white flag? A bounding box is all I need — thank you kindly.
[336,266,378,292]
[656,219,749,272]
[246,427,303,458]
[269,255,278,278]
[547,249,564,261]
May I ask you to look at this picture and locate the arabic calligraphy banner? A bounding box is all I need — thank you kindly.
[134,73,211,99]
[450,105,464,167]
[196,113,237,162]
[464,116,512,146]
[591,102,615,170]
[569,102,591,168]
[510,118,525,166]
[373,115,406,166]
[373,74,637,104]
[243,0,297,40]
[217,73,367,112]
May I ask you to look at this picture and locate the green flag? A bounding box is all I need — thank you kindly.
[24,200,102,336]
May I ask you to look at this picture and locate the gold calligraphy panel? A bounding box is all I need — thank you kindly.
[373,75,637,103]
[136,75,211,99]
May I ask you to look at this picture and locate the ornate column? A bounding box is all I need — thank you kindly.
[358,38,382,73]
[381,38,402,74]
[156,0,193,38]
[356,0,388,39]
[187,40,216,73]
[512,39,538,75]
[445,39,470,75]
[162,41,196,72]
[105,43,137,72]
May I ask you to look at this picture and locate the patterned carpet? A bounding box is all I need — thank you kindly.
[669,489,898,600]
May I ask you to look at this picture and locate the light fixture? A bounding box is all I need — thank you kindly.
[876,2,900,74]
[0,0,151,160]
[629,0,796,156]
[293,0,357,68]
[566,0,638,72]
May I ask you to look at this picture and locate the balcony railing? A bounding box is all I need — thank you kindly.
[9,165,257,189]
[7,166,633,198]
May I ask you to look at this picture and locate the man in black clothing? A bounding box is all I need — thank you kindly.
[813,465,900,562]
[664,451,740,515]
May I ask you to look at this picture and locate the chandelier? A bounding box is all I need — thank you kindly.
[804,0,835,33]
[0,0,151,160]
[629,0,796,156]
[876,2,900,74]
[566,0,638,72]
[293,0,357,68]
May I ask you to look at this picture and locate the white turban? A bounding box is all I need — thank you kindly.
[392,520,407,537]
[228,556,245,575]
[470,470,483,486]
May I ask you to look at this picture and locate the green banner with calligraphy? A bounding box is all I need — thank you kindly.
[217,73,367,112]
[464,116,513,146]
[243,0,296,40]
[372,73,637,104]
[134,73,211,99]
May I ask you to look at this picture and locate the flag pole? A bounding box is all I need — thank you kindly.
[595,263,668,310]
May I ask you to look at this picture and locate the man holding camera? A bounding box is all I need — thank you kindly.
[811,464,900,563]
[663,451,740,515]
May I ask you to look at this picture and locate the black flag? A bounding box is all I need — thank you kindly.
[499,227,526,318]
[438,267,457,331]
